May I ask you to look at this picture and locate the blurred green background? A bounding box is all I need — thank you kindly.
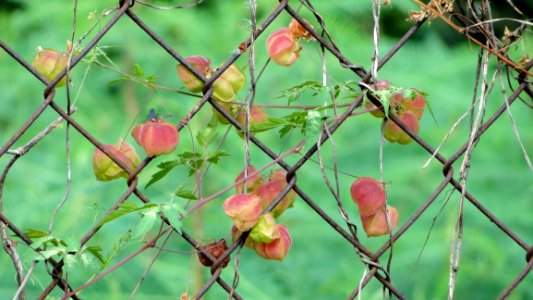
[0,0,531,299]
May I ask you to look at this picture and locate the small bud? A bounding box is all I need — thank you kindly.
[197,239,230,268]
[32,48,69,87]
[266,28,301,67]
[93,141,140,181]
[361,206,399,237]
[254,169,296,217]
[223,194,262,232]
[132,112,179,157]
[176,56,211,92]
[235,165,263,194]
[254,224,292,261]
[350,177,386,217]
[249,214,280,243]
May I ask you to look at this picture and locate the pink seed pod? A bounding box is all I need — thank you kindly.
[132,112,179,157]
[235,105,268,138]
[235,165,264,194]
[197,239,230,268]
[288,18,314,40]
[254,169,296,218]
[350,177,386,217]
[223,194,262,232]
[254,224,292,261]
[361,206,399,237]
[230,225,256,249]
[402,90,426,120]
[92,141,140,181]
[32,48,69,87]
[383,112,419,145]
[266,28,301,67]
[249,213,281,243]
[176,56,211,92]
[212,64,246,102]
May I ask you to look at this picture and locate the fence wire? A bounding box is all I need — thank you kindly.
[0,0,531,299]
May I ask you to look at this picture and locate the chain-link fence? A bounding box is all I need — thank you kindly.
[1,0,531,299]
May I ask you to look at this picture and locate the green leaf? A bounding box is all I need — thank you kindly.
[145,159,182,189]
[276,80,324,104]
[175,185,197,200]
[197,127,218,147]
[133,64,144,77]
[178,151,204,176]
[145,75,157,85]
[106,77,130,85]
[373,89,392,117]
[278,125,293,138]
[25,229,49,239]
[249,118,287,133]
[64,251,100,274]
[85,245,105,264]
[305,110,323,135]
[206,150,229,164]
[32,248,63,261]
[134,210,158,238]
[100,202,158,225]
[424,95,438,127]
[161,203,183,233]
[64,253,77,271]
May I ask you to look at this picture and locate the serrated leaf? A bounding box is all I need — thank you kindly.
[249,118,287,133]
[175,186,197,200]
[425,96,439,127]
[32,248,63,261]
[100,202,158,225]
[145,75,157,84]
[278,125,293,138]
[276,80,324,104]
[374,89,392,117]
[179,151,201,159]
[64,253,77,270]
[306,110,323,135]
[25,229,49,239]
[134,210,158,238]
[85,245,105,264]
[162,203,183,233]
[145,159,182,189]
[30,236,56,249]
[206,150,229,164]
[107,77,130,85]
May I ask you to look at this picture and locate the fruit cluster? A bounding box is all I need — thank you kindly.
[266,18,314,66]
[176,56,245,103]
[223,166,295,261]
[350,177,399,237]
[176,56,254,129]
[92,109,179,181]
[365,80,426,145]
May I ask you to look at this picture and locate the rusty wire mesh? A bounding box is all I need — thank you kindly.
[1,0,532,299]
